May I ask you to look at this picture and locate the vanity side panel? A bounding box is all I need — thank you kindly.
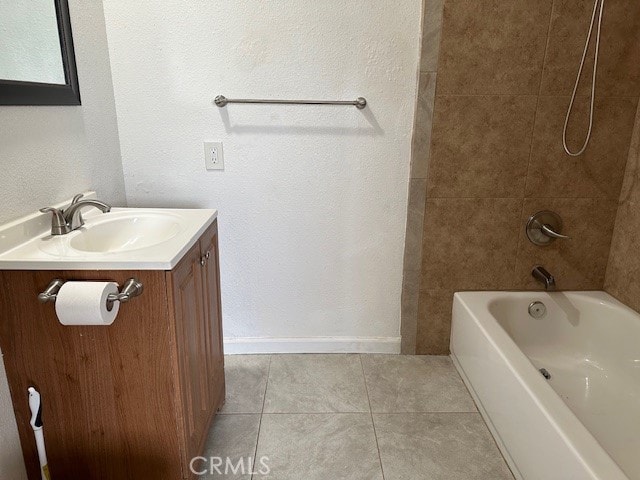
[0,270,183,480]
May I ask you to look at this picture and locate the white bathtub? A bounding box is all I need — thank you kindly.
[450,291,640,480]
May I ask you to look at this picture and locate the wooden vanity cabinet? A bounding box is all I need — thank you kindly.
[0,219,224,480]
[167,221,225,468]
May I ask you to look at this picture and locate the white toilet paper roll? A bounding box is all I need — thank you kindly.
[54,282,120,326]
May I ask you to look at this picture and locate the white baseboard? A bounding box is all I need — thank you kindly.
[223,336,401,354]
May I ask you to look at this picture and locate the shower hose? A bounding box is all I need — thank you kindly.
[562,0,605,157]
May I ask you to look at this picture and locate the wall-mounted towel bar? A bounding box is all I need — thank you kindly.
[38,278,144,310]
[214,95,367,109]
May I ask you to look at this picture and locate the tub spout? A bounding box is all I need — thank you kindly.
[532,266,556,290]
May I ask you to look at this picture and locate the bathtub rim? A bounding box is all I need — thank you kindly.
[451,290,630,480]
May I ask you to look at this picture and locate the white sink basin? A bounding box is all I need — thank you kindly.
[69,213,182,253]
[0,193,217,270]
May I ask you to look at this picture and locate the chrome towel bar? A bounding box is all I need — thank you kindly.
[38,278,144,310]
[214,95,367,109]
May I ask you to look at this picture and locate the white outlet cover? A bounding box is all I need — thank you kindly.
[204,142,224,170]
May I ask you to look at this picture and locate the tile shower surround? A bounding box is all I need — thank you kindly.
[402,0,640,353]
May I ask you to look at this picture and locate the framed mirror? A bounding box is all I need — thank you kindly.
[0,0,80,105]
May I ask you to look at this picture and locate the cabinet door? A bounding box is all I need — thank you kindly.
[199,220,225,408]
[170,243,211,460]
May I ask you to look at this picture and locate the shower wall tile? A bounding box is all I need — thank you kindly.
[437,34,547,95]
[605,200,640,309]
[416,289,455,355]
[596,35,640,97]
[543,34,640,97]
[525,96,638,199]
[427,95,536,198]
[420,198,521,291]
[616,106,640,206]
[605,103,640,312]
[420,0,444,72]
[546,0,640,97]
[540,37,595,96]
[410,73,437,179]
[514,198,617,290]
[403,179,427,273]
[551,0,640,39]
[549,0,595,38]
[402,0,444,352]
[406,0,640,354]
[401,269,422,354]
[436,0,552,95]
[444,0,553,37]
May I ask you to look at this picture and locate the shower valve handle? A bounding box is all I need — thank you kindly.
[541,224,570,240]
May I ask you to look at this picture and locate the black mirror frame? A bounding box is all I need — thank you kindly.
[0,0,81,106]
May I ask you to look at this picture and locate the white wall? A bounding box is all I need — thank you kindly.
[103,0,421,352]
[0,1,125,477]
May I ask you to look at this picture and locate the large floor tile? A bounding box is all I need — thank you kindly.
[253,413,383,480]
[263,354,369,413]
[199,414,261,479]
[374,413,514,480]
[362,355,476,412]
[221,355,270,414]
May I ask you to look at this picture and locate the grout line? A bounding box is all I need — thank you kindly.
[522,0,557,197]
[431,93,640,99]
[250,355,272,480]
[359,354,386,480]
[369,411,479,415]
[512,197,528,286]
[217,412,261,416]
[425,196,620,201]
[261,355,272,415]
[258,411,376,415]
[512,1,560,287]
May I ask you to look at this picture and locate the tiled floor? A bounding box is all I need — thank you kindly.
[201,354,514,479]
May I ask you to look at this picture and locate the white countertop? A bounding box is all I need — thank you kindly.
[0,198,217,270]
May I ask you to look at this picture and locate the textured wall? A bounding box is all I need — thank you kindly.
[102,0,422,350]
[0,4,126,225]
[605,103,640,307]
[409,0,640,354]
[0,1,125,477]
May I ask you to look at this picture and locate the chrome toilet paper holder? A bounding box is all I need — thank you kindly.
[38,278,144,310]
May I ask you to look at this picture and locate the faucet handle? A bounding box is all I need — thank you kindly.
[526,211,569,246]
[71,193,84,205]
[540,224,570,240]
[39,207,70,236]
[70,193,85,225]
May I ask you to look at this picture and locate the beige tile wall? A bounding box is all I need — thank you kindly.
[604,103,640,309]
[402,0,640,354]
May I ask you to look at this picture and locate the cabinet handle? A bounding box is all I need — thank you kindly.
[200,251,211,267]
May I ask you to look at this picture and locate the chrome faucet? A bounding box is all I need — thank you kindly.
[532,266,556,290]
[40,193,111,235]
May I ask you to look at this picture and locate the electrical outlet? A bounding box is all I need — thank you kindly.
[204,142,224,170]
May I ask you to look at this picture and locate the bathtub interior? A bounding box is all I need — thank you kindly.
[487,292,640,480]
